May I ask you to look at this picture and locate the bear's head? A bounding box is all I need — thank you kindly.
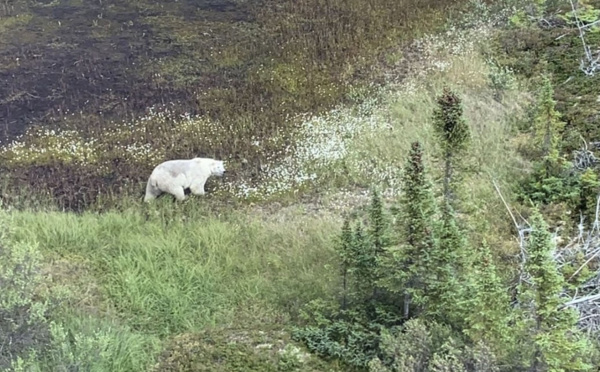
[210,159,226,177]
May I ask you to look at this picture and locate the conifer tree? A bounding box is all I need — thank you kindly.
[339,216,353,310]
[336,191,392,309]
[350,222,377,302]
[394,141,437,319]
[433,87,470,204]
[427,200,468,325]
[577,168,600,227]
[533,74,565,163]
[369,189,390,256]
[368,189,391,303]
[464,238,511,358]
[520,210,592,372]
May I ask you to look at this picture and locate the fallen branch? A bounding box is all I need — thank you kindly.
[564,293,600,307]
[492,178,520,234]
[491,178,532,286]
[568,0,600,76]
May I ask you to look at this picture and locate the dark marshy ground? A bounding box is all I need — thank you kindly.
[0,0,254,140]
[0,0,468,210]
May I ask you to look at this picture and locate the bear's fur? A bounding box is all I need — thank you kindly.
[144,157,226,202]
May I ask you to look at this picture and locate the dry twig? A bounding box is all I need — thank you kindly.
[557,194,600,334]
[568,0,600,76]
[493,176,600,334]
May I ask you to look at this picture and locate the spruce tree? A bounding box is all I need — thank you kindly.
[432,87,471,204]
[336,191,392,310]
[533,74,565,163]
[519,75,575,211]
[339,216,353,310]
[367,189,391,304]
[520,210,592,371]
[395,141,437,319]
[577,169,600,228]
[369,189,390,256]
[464,238,511,359]
[350,222,377,302]
[427,200,468,325]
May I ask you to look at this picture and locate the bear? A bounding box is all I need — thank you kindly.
[144,157,226,202]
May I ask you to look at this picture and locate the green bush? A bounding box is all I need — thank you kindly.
[292,300,383,369]
[0,214,52,370]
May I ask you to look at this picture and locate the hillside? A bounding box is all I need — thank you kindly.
[0,0,465,211]
[2,0,600,371]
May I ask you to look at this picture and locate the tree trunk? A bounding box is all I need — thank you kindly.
[403,291,410,319]
[443,150,453,203]
[342,268,347,310]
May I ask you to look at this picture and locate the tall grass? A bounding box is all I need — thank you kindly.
[7,204,341,337]
[40,314,161,372]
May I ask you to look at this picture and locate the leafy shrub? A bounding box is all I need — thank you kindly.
[292,300,384,369]
[153,332,277,372]
[367,319,500,372]
[487,60,517,100]
[559,2,600,33]
[0,213,52,370]
[33,316,160,372]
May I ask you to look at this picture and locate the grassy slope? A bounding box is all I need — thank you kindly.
[16,206,339,335]
[2,201,349,370]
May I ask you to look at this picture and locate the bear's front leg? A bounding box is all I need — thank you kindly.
[190,180,206,196]
[169,186,187,201]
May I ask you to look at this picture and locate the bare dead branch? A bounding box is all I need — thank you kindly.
[556,193,600,333]
[568,0,600,76]
[491,178,533,286]
[572,137,599,170]
[565,293,600,307]
[492,178,520,234]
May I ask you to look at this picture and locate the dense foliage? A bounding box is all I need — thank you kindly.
[294,78,600,370]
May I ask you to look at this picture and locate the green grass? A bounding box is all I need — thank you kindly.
[41,314,161,372]
[1,202,343,370]
[7,203,340,336]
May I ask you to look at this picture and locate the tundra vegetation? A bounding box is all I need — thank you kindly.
[1,0,600,371]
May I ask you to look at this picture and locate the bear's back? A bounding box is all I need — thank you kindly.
[155,159,195,174]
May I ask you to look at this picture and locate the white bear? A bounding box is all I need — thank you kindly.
[144,157,226,202]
